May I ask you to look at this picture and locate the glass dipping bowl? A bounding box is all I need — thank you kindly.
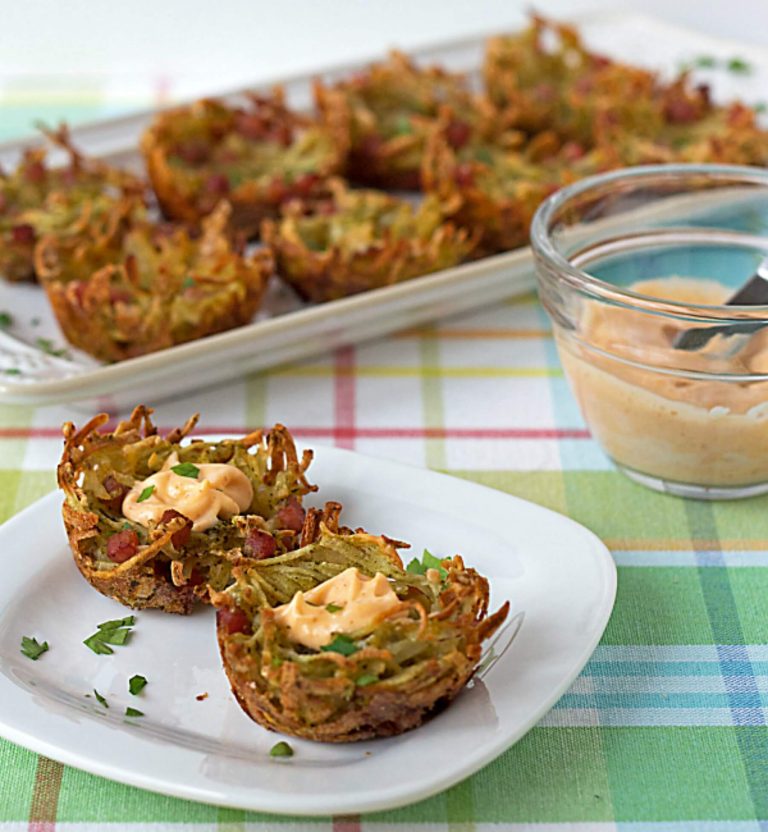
[531,164,768,500]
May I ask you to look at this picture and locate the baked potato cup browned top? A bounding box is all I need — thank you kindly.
[140,90,347,238]
[0,125,144,283]
[212,527,509,742]
[314,50,480,191]
[262,179,475,303]
[59,405,317,614]
[36,201,272,362]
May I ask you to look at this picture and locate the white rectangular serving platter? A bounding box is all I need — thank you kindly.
[1,12,767,409]
[0,444,616,815]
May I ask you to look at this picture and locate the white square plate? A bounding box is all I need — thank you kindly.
[0,445,615,815]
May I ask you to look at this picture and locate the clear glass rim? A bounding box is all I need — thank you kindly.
[530,163,768,322]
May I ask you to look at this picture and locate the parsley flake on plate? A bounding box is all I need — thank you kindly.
[129,674,148,695]
[0,311,13,328]
[84,616,135,655]
[171,462,199,479]
[320,634,359,656]
[20,636,49,661]
[93,689,109,708]
[270,741,294,758]
[125,707,144,717]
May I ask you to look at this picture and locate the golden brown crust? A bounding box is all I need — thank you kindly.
[58,406,317,614]
[140,90,348,237]
[262,180,475,302]
[38,201,272,361]
[213,531,509,741]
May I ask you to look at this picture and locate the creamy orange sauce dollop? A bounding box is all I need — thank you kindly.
[122,452,253,531]
[272,567,403,650]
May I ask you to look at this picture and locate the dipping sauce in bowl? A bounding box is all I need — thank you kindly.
[531,165,768,499]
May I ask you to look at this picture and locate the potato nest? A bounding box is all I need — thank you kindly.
[262,179,476,302]
[58,405,318,614]
[212,527,509,742]
[0,125,144,283]
[314,50,480,191]
[140,89,347,237]
[36,200,272,361]
[484,16,768,163]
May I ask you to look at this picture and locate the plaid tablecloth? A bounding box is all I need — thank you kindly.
[2,95,768,831]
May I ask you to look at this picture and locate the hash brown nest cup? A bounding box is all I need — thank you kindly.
[58,406,317,614]
[36,201,272,362]
[0,125,143,283]
[212,527,509,742]
[141,89,347,237]
[262,179,476,302]
[314,50,478,191]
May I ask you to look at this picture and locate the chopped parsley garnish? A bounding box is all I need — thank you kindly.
[4,368,21,376]
[136,485,155,503]
[406,548,448,580]
[355,674,379,687]
[125,707,144,717]
[270,741,294,758]
[84,616,135,655]
[129,674,148,695]
[727,56,752,74]
[171,462,200,479]
[35,337,71,359]
[325,603,343,613]
[693,54,717,69]
[30,317,40,327]
[320,634,359,656]
[0,311,13,328]
[474,146,494,166]
[755,101,768,114]
[182,277,195,289]
[93,689,109,708]
[20,636,49,660]
[394,115,414,135]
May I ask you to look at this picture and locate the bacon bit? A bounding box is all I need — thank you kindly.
[188,567,205,587]
[276,498,305,532]
[235,112,269,140]
[23,160,46,184]
[106,529,139,563]
[445,119,472,150]
[70,281,88,309]
[293,173,320,198]
[109,288,133,306]
[160,509,193,548]
[561,141,586,162]
[205,173,230,195]
[195,692,209,701]
[11,224,36,245]
[454,162,476,188]
[217,607,252,635]
[664,98,699,124]
[265,176,288,204]
[175,139,210,165]
[102,475,129,513]
[243,528,276,559]
[269,123,293,147]
[359,133,384,159]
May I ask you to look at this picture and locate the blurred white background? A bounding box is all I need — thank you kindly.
[0,0,765,139]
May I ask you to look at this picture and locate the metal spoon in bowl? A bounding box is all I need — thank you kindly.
[674,255,768,351]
